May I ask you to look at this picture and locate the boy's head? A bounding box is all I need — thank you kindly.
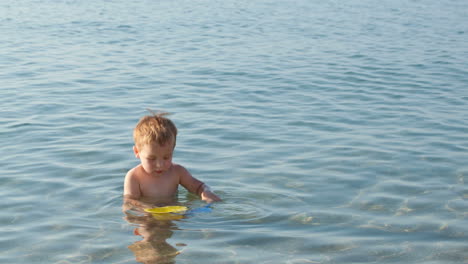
[133,111,178,150]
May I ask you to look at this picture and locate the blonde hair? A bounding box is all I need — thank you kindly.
[133,110,177,149]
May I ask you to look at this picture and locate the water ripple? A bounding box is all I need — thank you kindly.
[1,0,468,263]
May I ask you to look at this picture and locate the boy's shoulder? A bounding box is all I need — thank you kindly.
[171,163,188,174]
[171,163,193,181]
[125,165,143,179]
[172,163,191,171]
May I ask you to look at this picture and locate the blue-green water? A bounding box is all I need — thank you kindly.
[1,0,468,263]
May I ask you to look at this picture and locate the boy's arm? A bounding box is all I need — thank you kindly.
[198,184,222,203]
[123,169,149,211]
[177,165,222,203]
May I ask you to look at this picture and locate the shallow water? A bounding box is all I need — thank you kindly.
[1,0,468,263]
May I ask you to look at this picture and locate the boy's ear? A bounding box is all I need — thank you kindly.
[133,146,140,158]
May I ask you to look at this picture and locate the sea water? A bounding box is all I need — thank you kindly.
[1,0,467,263]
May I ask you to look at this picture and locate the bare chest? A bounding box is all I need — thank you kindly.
[138,173,179,198]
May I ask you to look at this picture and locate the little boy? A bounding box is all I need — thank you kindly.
[124,111,221,210]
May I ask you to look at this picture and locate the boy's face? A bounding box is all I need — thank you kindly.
[134,141,174,177]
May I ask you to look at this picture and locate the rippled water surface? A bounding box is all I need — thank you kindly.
[1,0,468,263]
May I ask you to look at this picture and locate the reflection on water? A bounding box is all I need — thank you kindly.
[122,194,209,264]
[126,214,180,264]
[124,203,182,264]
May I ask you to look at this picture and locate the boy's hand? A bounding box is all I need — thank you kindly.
[201,190,222,203]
